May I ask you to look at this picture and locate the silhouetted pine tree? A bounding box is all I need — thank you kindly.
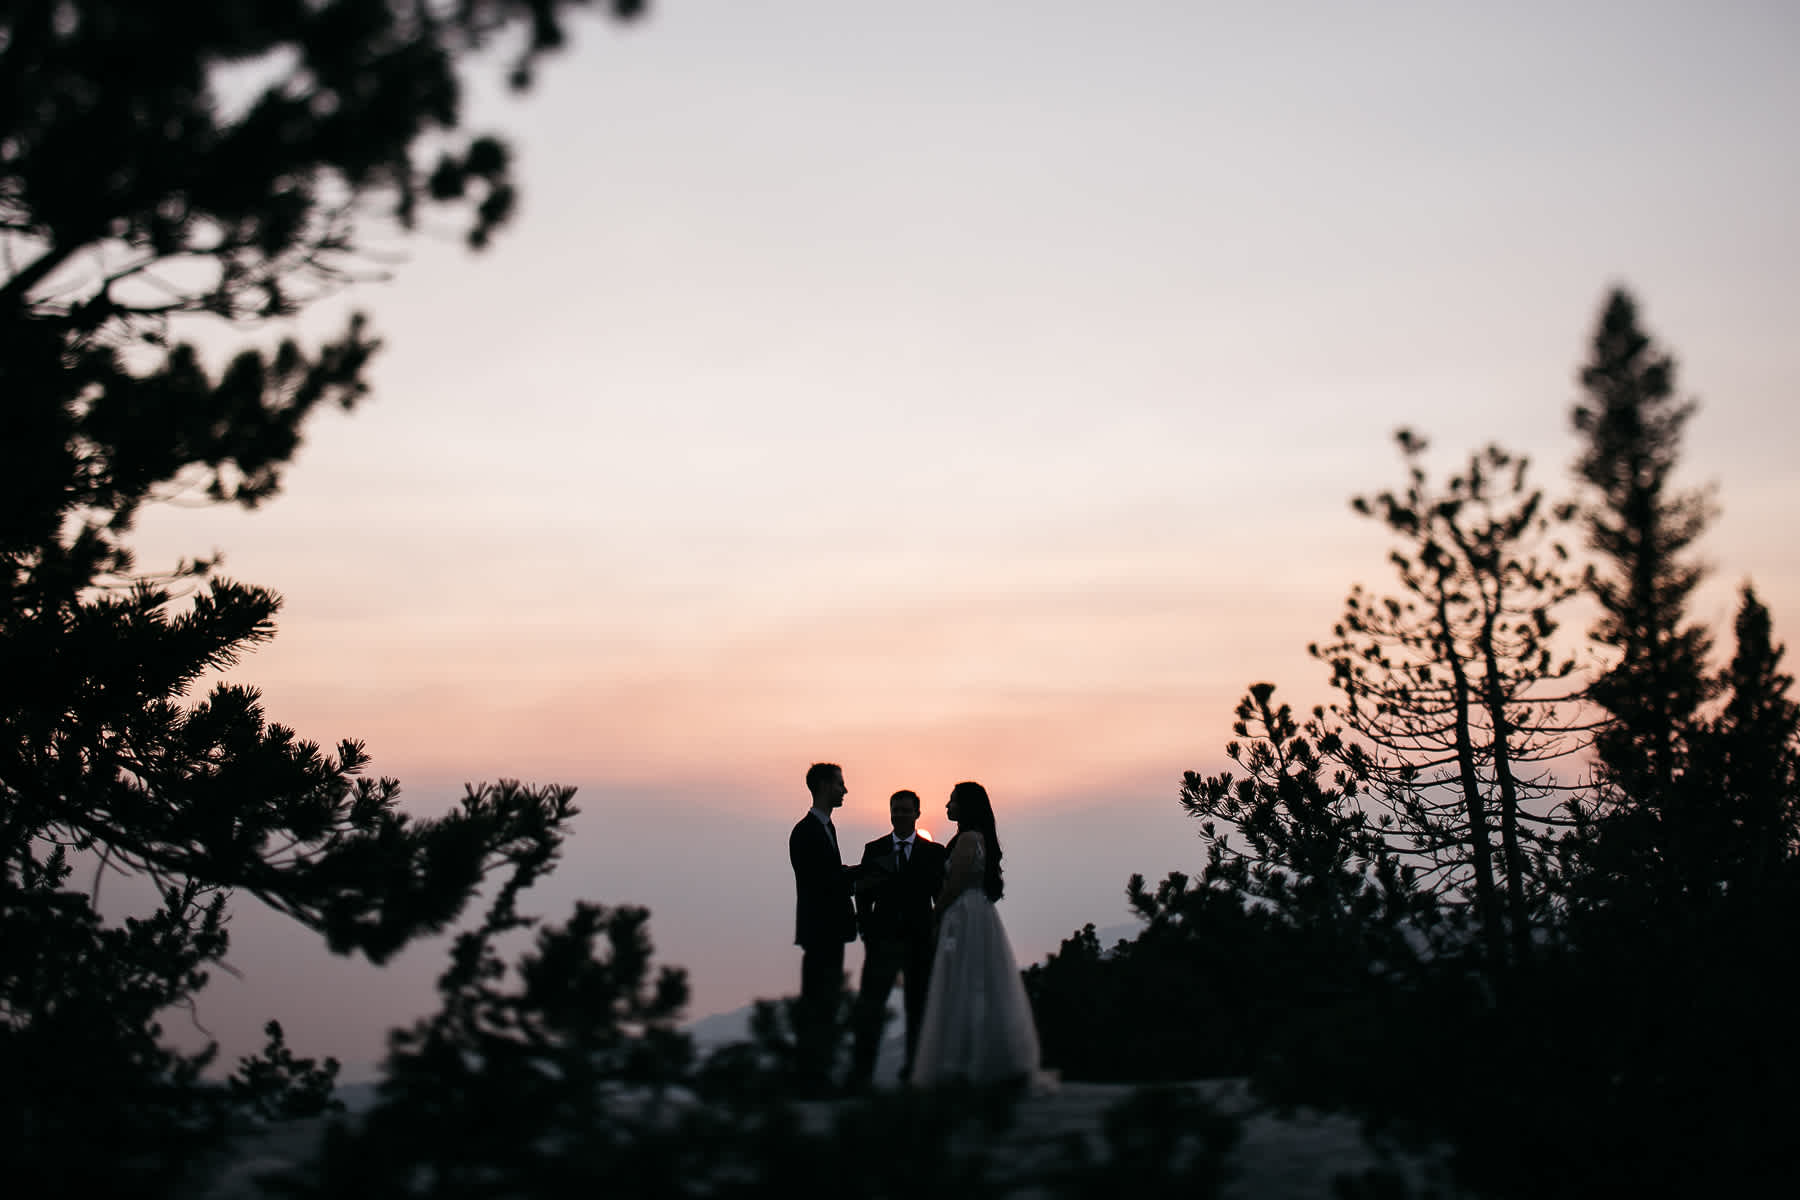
[1162,687,1460,1090]
[280,828,708,1196]
[1691,585,1800,891]
[1311,433,1585,972]
[1,2,644,1189]
[1564,288,1717,899]
[1182,686,1398,938]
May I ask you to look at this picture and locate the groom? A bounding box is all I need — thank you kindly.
[848,788,948,1088]
[789,761,858,1092]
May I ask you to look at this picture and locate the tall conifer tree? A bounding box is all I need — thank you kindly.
[1568,288,1716,895]
[1697,585,1800,890]
[1311,433,1582,970]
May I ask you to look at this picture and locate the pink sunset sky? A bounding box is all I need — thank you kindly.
[114,1,1797,1079]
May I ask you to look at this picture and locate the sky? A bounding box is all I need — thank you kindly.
[116,0,1799,1080]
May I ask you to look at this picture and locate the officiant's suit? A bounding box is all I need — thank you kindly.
[849,825,949,1086]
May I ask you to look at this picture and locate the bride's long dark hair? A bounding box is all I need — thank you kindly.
[947,780,1004,901]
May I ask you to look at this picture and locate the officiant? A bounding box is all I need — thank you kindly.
[848,789,949,1088]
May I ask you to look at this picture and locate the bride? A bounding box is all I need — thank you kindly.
[909,781,1048,1087]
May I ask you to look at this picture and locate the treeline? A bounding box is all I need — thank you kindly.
[1025,289,1800,1196]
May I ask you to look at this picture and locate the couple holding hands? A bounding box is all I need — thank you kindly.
[789,762,1045,1093]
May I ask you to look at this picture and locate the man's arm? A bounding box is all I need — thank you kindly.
[793,820,862,898]
[857,841,899,914]
[849,839,876,928]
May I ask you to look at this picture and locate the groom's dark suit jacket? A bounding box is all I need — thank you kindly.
[790,812,856,948]
[854,833,949,946]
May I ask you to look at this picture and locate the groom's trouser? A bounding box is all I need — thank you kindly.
[850,935,933,1084]
[797,940,845,1082]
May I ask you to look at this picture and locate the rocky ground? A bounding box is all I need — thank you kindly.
[193,1002,1463,1197]
[195,1076,1461,1199]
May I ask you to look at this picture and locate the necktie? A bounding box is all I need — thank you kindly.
[897,838,909,864]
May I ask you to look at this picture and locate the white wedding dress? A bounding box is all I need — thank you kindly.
[909,833,1048,1087]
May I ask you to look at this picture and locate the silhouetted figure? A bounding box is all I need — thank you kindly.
[910,781,1048,1088]
[848,789,949,1087]
[789,761,857,1091]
